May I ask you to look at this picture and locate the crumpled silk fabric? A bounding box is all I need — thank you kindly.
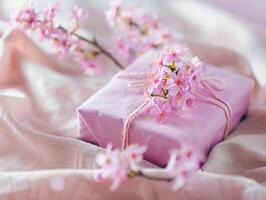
[78,51,254,166]
[0,0,265,199]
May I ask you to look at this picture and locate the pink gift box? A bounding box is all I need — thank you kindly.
[77,51,254,166]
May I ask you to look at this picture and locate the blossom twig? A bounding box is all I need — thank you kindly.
[11,1,124,75]
[59,25,124,69]
[105,0,172,62]
[94,143,200,191]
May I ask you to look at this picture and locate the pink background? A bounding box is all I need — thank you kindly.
[0,1,265,199]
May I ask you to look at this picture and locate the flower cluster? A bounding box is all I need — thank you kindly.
[105,0,171,62]
[146,46,203,122]
[94,144,147,190]
[166,145,200,190]
[94,143,200,191]
[10,1,102,75]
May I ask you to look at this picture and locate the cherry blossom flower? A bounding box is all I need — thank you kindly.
[94,144,147,190]
[42,3,60,24]
[94,143,200,191]
[11,1,39,31]
[105,0,122,27]
[10,2,104,75]
[166,144,200,190]
[149,98,173,122]
[69,5,89,33]
[146,46,203,121]
[106,0,171,62]
[114,36,134,62]
[71,5,89,22]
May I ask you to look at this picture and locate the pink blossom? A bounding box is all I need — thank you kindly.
[71,43,101,76]
[42,3,60,24]
[94,144,147,190]
[52,30,77,58]
[166,144,200,190]
[114,36,134,62]
[163,46,188,64]
[149,98,173,122]
[71,5,89,22]
[183,56,203,84]
[146,46,203,121]
[11,2,102,75]
[11,1,39,31]
[105,0,122,27]
[106,0,171,62]
[81,59,101,76]
[118,7,134,29]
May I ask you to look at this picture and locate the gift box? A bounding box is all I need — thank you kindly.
[77,51,254,166]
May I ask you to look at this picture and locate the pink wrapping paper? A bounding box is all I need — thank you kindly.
[77,51,254,166]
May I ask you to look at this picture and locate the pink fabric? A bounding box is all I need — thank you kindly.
[77,51,254,166]
[0,29,264,200]
[0,1,266,199]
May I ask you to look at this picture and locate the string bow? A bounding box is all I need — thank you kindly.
[117,71,232,150]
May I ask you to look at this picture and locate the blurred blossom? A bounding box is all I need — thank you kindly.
[94,142,200,191]
[71,5,89,22]
[10,2,101,75]
[105,0,172,62]
[166,144,200,190]
[11,1,39,31]
[94,144,147,190]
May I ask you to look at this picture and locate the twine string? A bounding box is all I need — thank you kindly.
[122,100,150,149]
[119,72,232,149]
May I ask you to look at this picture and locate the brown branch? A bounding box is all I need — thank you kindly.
[59,26,124,70]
